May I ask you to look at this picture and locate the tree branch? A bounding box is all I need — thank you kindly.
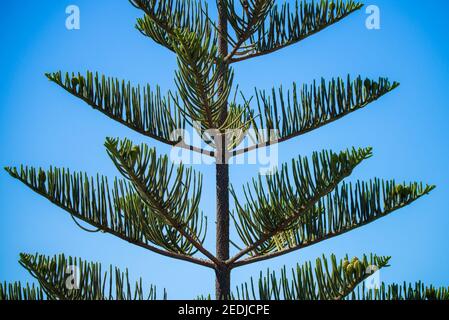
[231,189,432,269]
[227,174,350,266]
[229,2,363,64]
[224,0,274,62]
[5,167,215,269]
[108,145,220,265]
[230,84,398,158]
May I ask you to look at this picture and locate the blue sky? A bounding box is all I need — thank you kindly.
[1,1,448,299]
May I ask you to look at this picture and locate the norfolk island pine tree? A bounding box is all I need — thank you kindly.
[1,0,448,301]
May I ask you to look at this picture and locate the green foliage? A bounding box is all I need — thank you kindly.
[5,166,144,239]
[172,28,235,132]
[132,0,210,52]
[0,282,44,301]
[15,253,163,300]
[5,140,207,257]
[244,76,399,146]
[46,71,184,145]
[231,147,373,255]
[229,0,364,62]
[234,254,390,300]
[226,0,275,47]
[105,137,207,253]
[231,147,434,259]
[350,281,449,301]
[234,255,449,300]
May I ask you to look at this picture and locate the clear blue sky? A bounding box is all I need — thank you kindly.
[1,1,448,299]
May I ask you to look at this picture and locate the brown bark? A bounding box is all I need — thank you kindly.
[215,0,231,300]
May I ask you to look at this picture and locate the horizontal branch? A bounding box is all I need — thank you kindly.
[229,148,373,265]
[231,180,435,268]
[19,253,165,300]
[231,77,399,157]
[5,166,214,269]
[230,0,363,63]
[46,71,215,158]
[233,254,391,300]
[349,281,449,300]
[105,138,220,265]
[232,202,415,268]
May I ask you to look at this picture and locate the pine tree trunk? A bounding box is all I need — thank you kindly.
[215,162,230,300]
[215,0,231,301]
